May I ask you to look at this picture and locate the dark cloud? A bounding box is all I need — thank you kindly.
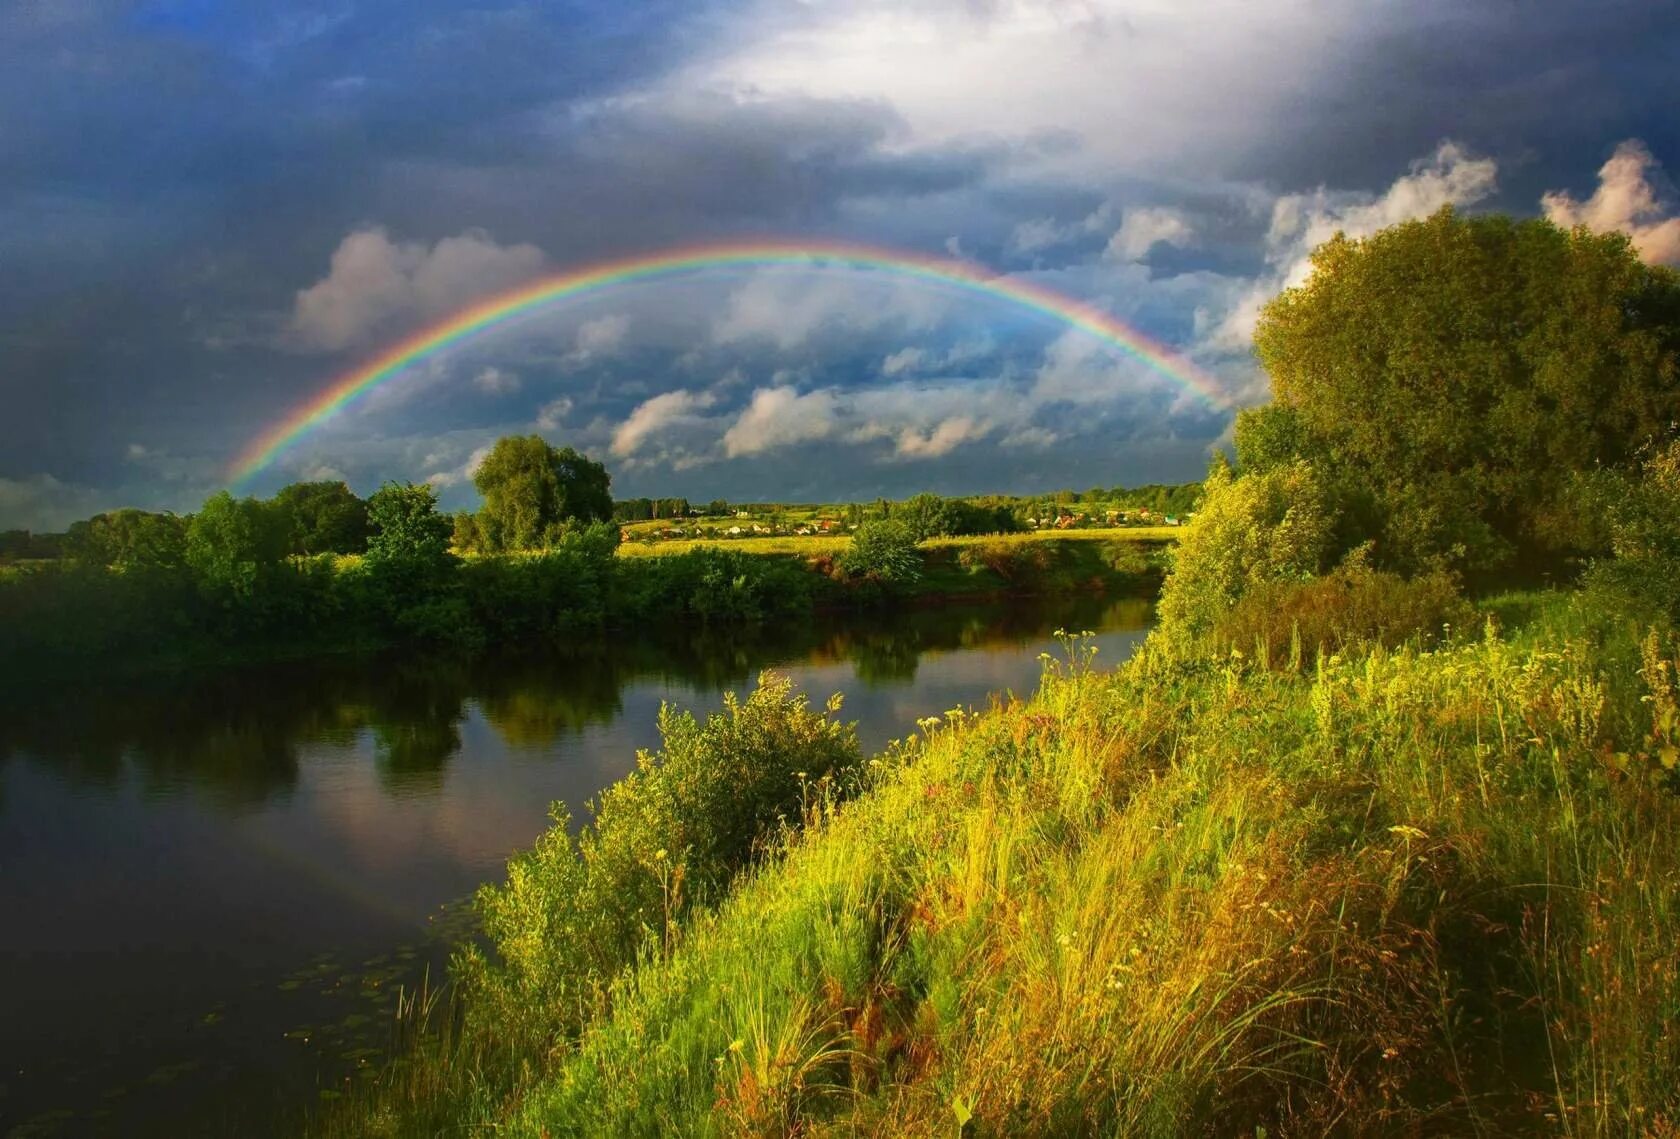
[3,0,1678,525]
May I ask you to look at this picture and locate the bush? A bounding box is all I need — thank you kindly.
[1576,439,1680,629]
[459,673,859,1044]
[838,520,921,585]
[1214,558,1469,666]
[1156,458,1335,645]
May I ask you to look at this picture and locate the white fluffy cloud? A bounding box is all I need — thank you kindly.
[691,0,1372,181]
[288,227,545,352]
[611,389,717,457]
[1106,207,1195,262]
[712,267,949,349]
[892,415,984,459]
[1542,140,1680,266]
[1205,141,1498,353]
[880,347,926,376]
[721,386,839,456]
[535,397,573,431]
[422,442,494,489]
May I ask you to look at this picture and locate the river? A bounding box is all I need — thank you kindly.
[0,593,1150,1136]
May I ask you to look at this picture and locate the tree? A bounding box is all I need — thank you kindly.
[897,493,962,541]
[1253,207,1680,580]
[1156,458,1335,644]
[66,509,188,571]
[272,481,368,555]
[366,482,453,570]
[452,510,485,555]
[186,492,288,599]
[839,520,922,584]
[472,435,613,552]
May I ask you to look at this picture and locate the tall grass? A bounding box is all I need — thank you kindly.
[326,599,1680,1136]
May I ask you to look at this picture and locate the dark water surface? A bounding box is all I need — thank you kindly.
[0,594,1149,1136]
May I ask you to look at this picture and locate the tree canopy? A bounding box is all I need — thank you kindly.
[66,509,188,571]
[1248,206,1680,579]
[186,492,288,599]
[366,482,453,570]
[272,480,368,555]
[471,436,613,552]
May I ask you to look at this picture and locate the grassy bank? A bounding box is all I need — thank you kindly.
[324,591,1680,1135]
[0,529,1170,683]
[614,526,1180,558]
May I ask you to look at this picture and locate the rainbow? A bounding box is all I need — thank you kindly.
[229,238,1227,485]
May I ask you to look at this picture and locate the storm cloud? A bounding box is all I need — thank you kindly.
[3,0,1678,526]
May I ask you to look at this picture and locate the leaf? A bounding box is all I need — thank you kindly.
[951,1094,974,1128]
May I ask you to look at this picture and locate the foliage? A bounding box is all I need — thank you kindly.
[1213,557,1468,666]
[472,435,613,552]
[613,496,691,522]
[1156,458,1334,644]
[451,510,484,555]
[893,493,1020,541]
[1254,207,1680,580]
[272,480,368,555]
[837,520,922,584]
[458,524,619,638]
[458,674,859,1049]
[365,482,454,571]
[186,491,288,601]
[1576,438,1680,627]
[0,529,63,560]
[65,508,188,571]
[332,603,1680,1137]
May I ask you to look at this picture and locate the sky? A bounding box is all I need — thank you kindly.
[3,0,1679,528]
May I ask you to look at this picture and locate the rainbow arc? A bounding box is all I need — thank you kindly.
[229,239,1226,485]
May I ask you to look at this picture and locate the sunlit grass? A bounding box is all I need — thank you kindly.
[613,527,1179,559]
[323,592,1680,1136]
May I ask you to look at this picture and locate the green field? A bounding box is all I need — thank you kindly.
[614,525,1180,558]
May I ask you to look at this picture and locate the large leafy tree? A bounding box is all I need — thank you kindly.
[1250,207,1680,580]
[272,480,368,555]
[472,435,613,552]
[66,509,189,571]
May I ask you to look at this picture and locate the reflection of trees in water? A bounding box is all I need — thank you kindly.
[368,657,470,793]
[0,591,1154,809]
[0,668,373,808]
[473,652,625,749]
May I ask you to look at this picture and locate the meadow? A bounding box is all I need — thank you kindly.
[613,526,1179,558]
[321,588,1680,1136]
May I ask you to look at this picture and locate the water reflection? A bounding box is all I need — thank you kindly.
[0,594,1148,806]
[0,593,1149,1137]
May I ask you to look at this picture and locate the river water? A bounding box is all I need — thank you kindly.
[0,593,1150,1136]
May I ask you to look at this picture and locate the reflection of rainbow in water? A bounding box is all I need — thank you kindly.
[229,238,1229,485]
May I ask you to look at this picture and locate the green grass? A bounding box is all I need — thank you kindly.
[614,527,1179,559]
[325,590,1680,1136]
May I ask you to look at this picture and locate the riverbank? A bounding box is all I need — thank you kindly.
[320,588,1680,1135]
[0,530,1173,684]
[0,595,1153,1137]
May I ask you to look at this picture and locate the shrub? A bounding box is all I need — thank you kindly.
[458,674,859,1045]
[1156,458,1335,645]
[1576,439,1680,629]
[838,520,921,585]
[1214,557,1468,666]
